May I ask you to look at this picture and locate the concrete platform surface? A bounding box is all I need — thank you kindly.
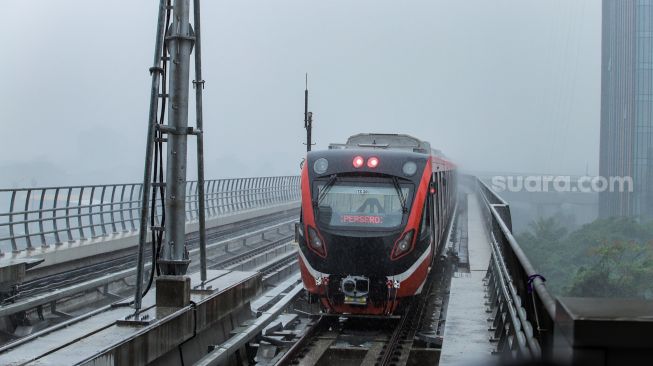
[0,269,262,366]
[439,194,494,366]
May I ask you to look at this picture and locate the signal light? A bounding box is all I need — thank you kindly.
[353,156,364,168]
[367,157,379,168]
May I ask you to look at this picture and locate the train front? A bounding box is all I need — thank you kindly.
[298,149,433,315]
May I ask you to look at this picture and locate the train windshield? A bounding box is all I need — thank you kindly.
[315,179,412,230]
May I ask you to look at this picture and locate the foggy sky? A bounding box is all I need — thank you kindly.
[0,0,601,187]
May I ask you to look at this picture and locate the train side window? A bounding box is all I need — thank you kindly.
[420,200,429,238]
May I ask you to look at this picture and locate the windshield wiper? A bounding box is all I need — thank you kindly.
[314,174,338,208]
[392,176,408,214]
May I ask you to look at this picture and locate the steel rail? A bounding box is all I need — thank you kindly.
[194,282,305,366]
[0,270,299,358]
[0,218,296,319]
[8,212,298,302]
[213,236,295,271]
[273,315,329,366]
[277,199,460,366]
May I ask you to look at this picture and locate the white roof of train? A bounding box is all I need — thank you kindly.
[328,133,447,158]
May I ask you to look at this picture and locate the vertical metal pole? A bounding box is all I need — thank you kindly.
[304,75,311,152]
[160,0,193,275]
[307,112,313,152]
[193,0,208,283]
[135,0,167,312]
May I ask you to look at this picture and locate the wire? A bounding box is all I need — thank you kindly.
[141,0,171,298]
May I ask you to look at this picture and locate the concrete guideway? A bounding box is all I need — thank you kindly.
[0,269,262,366]
[195,274,305,366]
[0,219,296,319]
[439,193,495,365]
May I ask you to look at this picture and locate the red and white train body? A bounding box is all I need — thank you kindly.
[297,134,456,315]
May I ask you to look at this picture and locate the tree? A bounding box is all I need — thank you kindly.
[516,216,653,299]
[566,239,653,298]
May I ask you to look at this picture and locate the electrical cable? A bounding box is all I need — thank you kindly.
[141,0,171,298]
[112,1,172,308]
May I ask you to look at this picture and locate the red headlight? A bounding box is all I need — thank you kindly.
[353,156,364,168]
[367,157,379,168]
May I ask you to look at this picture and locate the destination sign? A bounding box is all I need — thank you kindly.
[340,214,384,224]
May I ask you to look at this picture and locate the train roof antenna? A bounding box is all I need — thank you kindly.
[304,73,314,152]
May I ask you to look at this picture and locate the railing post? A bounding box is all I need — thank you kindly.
[265,177,272,205]
[24,189,34,250]
[129,184,139,231]
[216,180,224,215]
[109,186,118,234]
[186,181,195,221]
[228,179,236,213]
[52,188,62,245]
[206,180,215,217]
[64,188,74,242]
[9,191,18,252]
[88,186,97,238]
[99,186,108,237]
[77,187,86,240]
[38,189,47,247]
[233,179,240,211]
[247,178,253,209]
[118,185,127,232]
[238,179,245,211]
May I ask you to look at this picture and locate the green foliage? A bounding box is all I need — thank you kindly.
[567,240,653,297]
[516,216,653,299]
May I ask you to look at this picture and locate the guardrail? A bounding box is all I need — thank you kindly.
[0,176,300,255]
[476,176,556,360]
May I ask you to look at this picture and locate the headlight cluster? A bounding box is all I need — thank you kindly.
[391,230,415,259]
[402,161,417,176]
[314,156,417,177]
[313,158,328,174]
[307,226,326,257]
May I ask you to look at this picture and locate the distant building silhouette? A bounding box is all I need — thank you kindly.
[599,0,653,219]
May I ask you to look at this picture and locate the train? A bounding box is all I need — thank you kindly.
[297,133,457,315]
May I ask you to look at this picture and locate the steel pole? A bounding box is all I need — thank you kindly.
[307,112,313,152]
[134,0,168,312]
[193,0,208,283]
[304,79,310,152]
[160,0,193,275]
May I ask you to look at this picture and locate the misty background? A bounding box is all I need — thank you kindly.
[0,0,600,187]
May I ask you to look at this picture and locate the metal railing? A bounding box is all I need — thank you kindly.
[476,177,556,360]
[0,176,300,255]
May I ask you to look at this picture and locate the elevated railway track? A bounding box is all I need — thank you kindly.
[0,177,301,349]
[0,175,651,366]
